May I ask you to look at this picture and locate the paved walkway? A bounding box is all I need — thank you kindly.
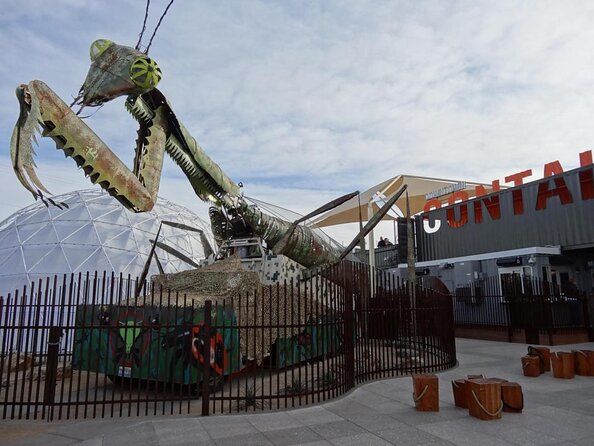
[3,338,594,445]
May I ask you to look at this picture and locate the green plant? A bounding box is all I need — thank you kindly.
[233,384,266,411]
[280,376,308,395]
[315,371,337,389]
[243,385,257,408]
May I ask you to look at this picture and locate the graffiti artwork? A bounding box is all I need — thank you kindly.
[73,304,240,385]
[271,315,342,369]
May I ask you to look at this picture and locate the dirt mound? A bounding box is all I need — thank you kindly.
[144,257,334,362]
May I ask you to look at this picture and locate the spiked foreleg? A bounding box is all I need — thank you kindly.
[20,81,156,211]
[133,107,167,201]
[10,84,50,199]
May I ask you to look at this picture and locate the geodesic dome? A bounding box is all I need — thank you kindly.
[0,189,214,297]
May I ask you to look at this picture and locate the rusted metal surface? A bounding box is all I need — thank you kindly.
[13,81,154,211]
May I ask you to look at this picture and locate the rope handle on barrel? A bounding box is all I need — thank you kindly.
[576,350,587,357]
[471,390,503,417]
[452,380,459,388]
[413,385,429,403]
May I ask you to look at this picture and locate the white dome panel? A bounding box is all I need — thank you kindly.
[0,248,26,275]
[16,207,53,226]
[0,226,19,250]
[24,245,69,274]
[21,223,59,246]
[93,207,132,227]
[61,223,101,246]
[75,249,112,274]
[52,203,92,222]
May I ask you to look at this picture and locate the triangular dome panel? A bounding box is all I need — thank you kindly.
[15,206,49,226]
[16,222,48,245]
[53,220,81,242]
[74,248,113,274]
[52,203,92,223]
[0,226,20,250]
[0,247,27,275]
[103,248,139,274]
[0,274,30,297]
[20,223,59,246]
[24,245,70,274]
[93,222,138,251]
[62,244,97,272]
[128,229,152,255]
[91,206,133,226]
[46,203,74,221]
[61,223,101,246]
[109,232,140,252]
[132,215,159,233]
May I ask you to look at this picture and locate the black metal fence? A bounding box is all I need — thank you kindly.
[354,245,400,270]
[453,275,593,343]
[0,261,456,421]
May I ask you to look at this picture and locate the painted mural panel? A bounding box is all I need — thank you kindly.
[72,304,240,385]
[271,315,342,368]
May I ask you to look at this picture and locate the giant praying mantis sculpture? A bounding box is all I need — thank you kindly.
[10,40,345,268]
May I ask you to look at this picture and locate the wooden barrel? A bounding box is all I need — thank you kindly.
[413,374,439,412]
[528,346,551,372]
[551,352,575,379]
[522,355,541,377]
[452,379,468,408]
[573,350,594,376]
[501,382,523,413]
[468,379,503,421]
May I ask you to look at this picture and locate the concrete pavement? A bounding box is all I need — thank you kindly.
[3,338,594,445]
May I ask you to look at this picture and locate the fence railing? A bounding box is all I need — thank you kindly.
[453,275,593,342]
[0,261,456,421]
[353,245,400,270]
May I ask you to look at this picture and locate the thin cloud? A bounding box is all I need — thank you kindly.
[1,1,594,244]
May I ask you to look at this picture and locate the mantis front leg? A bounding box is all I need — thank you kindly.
[11,80,166,212]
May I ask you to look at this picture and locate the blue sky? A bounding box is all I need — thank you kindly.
[2,0,594,244]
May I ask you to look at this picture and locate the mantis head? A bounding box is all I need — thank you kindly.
[75,39,162,107]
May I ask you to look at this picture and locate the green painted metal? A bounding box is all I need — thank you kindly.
[72,304,240,385]
[271,314,342,369]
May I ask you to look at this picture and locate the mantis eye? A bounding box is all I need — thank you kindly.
[129,57,162,90]
[89,39,114,61]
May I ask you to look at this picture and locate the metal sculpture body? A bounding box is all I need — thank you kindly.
[10,40,340,268]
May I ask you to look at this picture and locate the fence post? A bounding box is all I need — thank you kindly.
[506,300,513,343]
[342,262,355,389]
[582,293,594,342]
[43,326,61,421]
[543,296,554,345]
[201,300,212,416]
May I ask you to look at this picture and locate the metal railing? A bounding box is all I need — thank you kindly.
[453,275,593,342]
[0,261,456,420]
[353,245,400,269]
